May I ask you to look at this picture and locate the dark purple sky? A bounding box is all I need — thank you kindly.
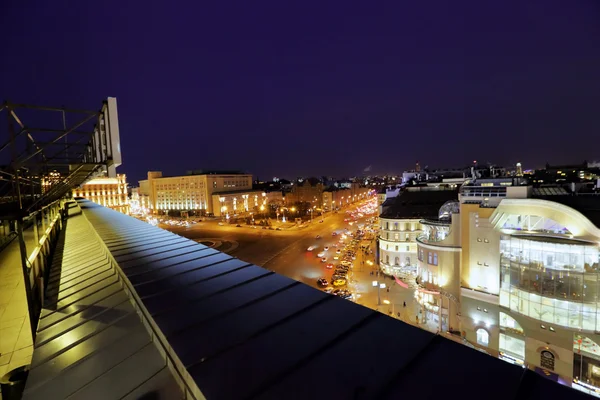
[2,1,599,185]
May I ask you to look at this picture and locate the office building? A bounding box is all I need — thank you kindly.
[138,171,260,216]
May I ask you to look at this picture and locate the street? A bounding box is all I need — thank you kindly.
[161,199,439,333]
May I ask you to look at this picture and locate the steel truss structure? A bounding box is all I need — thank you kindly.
[0,97,121,339]
[0,98,121,218]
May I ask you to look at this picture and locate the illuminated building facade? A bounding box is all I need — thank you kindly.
[73,174,129,214]
[457,180,600,394]
[41,170,61,194]
[378,187,458,278]
[138,171,253,216]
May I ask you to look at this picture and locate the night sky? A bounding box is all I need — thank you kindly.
[1,1,599,185]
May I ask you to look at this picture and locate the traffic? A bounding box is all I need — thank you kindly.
[307,198,379,302]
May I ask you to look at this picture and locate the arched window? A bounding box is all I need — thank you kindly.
[395,256,400,265]
[386,255,390,264]
[476,328,489,346]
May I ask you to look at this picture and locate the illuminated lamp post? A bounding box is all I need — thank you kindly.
[372,280,386,306]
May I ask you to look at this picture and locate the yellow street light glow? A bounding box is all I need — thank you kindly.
[383,300,391,305]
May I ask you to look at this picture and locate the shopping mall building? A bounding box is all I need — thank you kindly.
[381,178,600,395]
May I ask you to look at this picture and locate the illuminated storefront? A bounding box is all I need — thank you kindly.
[499,312,525,366]
[574,335,600,397]
[499,235,600,330]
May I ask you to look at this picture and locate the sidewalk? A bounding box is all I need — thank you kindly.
[347,240,441,334]
[0,225,38,379]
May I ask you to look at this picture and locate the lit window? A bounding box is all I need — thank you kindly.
[484,238,489,243]
[476,328,489,346]
[477,238,482,242]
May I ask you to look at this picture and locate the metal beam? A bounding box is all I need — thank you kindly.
[3,102,100,115]
[17,113,96,165]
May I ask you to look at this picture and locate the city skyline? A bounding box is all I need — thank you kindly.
[2,1,600,184]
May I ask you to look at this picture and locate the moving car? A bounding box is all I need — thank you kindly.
[307,246,317,251]
[317,252,325,258]
[321,257,327,263]
[324,246,329,251]
[317,278,328,287]
[316,235,322,239]
[325,263,334,269]
[332,279,347,287]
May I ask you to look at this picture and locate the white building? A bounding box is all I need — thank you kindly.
[378,186,459,277]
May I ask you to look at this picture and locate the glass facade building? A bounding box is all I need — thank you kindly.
[500,235,600,330]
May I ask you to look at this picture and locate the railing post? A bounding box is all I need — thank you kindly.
[32,213,39,247]
[17,218,37,340]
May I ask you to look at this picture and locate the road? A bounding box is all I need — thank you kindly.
[161,199,440,333]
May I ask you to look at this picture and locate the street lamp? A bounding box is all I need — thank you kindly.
[372,280,386,305]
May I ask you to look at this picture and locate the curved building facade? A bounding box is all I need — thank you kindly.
[467,197,600,392]
[416,215,462,332]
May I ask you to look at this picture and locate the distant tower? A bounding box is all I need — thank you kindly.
[516,162,523,177]
[415,161,421,172]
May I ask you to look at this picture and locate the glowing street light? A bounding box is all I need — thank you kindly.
[372,280,385,305]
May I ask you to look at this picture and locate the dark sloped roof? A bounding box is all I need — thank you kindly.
[533,194,600,228]
[380,189,459,219]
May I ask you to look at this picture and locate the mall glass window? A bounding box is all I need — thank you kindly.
[499,333,525,360]
[428,252,433,264]
[499,236,600,330]
[499,312,524,335]
[476,328,489,346]
[433,253,438,266]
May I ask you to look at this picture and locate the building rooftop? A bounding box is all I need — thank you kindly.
[380,189,459,219]
[22,200,592,399]
[532,194,600,228]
